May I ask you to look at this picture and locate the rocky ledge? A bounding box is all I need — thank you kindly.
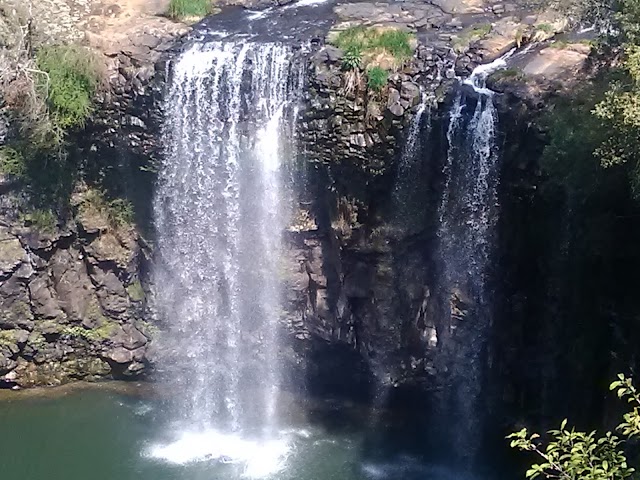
[0,188,153,388]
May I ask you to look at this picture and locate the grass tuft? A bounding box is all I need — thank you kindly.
[332,26,414,70]
[36,45,102,131]
[375,30,414,58]
[342,46,363,71]
[367,66,389,91]
[167,0,213,20]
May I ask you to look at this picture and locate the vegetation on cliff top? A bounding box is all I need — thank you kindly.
[590,0,640,197]
[35,45,102,134]
[1,40,102,211]
[0,8,137,229]
[330,26,414,91]
[78,188,135,228]
[541,0,640,199]
[332,26,414,63]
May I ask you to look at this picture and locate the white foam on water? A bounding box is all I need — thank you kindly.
[247,9,271,20]
[463,49,515,95]
[278,427,313,438]
[287,0,329,7]
[146,429,291,478]
[248,0,329,18]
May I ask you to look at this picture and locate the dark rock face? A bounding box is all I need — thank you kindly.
[278,45,457,402]
[0,194,152,388]
[300,44,441,176]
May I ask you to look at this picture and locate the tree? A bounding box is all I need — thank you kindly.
[508,374,640,480]
[593,0,640,196]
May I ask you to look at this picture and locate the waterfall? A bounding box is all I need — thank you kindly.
[436,53,511,465]
[149,40,304,473]
[392,94,431,228]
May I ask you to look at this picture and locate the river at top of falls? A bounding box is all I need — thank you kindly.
[150,40,304,476]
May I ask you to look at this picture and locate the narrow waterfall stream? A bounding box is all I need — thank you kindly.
[392,93,431,228]
[435,53,511,466]
[150,40,304,473]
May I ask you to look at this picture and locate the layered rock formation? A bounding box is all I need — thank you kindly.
[0,188,152,387]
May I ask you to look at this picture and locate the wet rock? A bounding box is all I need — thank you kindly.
[112,324,147,350]
[317,46,343,64]
[400,81,421,104]
[388,101,405,117]
[124,360,145,376]
[106,346,134,364]
[0,354,18,376]
[29,276,66,320]
[50,249,95,322]
[0,276,34,330]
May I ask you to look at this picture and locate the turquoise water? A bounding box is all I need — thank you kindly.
[0,386,483,480]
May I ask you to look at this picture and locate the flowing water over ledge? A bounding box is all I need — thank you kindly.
[0,388,489,480]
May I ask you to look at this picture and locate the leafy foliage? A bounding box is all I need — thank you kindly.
[508,374,640,480]
[167,0,213,20]
[366,66,388,91]
[541,79,612,199]
[2,44,101,209]
[591,0,640,196]
[1,15,135,226]
[0,147,27,177]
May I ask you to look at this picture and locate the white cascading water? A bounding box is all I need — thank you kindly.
[392,93,431,227]
[149,41,304,476]
[437,52,511,465]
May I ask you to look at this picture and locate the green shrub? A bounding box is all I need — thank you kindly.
[108,198,135,226]
[366,66,388,91]
[535,23,555,33]
[508,374,640,480]
[0,147,26,177]
[167,0,212,19]
[35,45,102,131]
[334,25,369,52]
[342,46,363,70]
[21,209,57,233]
